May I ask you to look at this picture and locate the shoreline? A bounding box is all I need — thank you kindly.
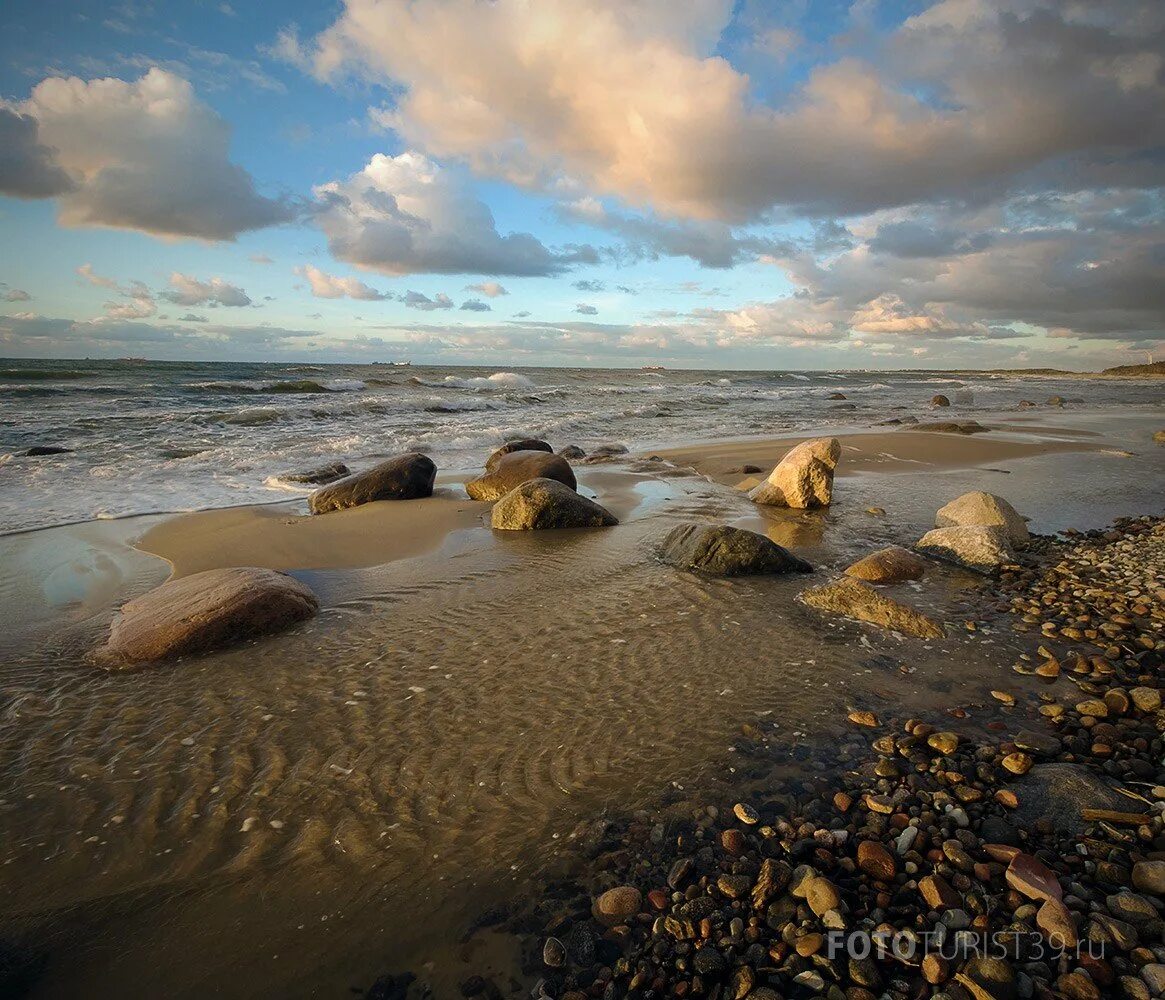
[1,408,1163,999]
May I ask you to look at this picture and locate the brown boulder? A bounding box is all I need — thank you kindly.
[485,439,553,470]
[466,451,576,501]
[94,567,318,667]
[844,546,927,583]
[308,452,436,512]
[800,577,944,639]
[491,478,617,530]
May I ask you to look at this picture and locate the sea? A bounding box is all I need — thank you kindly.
[1,358,1161,534]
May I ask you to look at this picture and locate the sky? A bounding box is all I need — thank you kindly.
[0,0,1162,370]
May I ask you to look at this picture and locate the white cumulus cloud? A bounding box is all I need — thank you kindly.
[10,68,292,240]
[295,263,387,300]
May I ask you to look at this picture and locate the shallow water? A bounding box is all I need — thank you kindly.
[2,359,1162,533]
[1,406,1164,998]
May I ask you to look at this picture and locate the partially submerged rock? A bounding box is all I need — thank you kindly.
[466,450,576,501]
[94,567,319,666]
[279,460,350,485]
[844,545,927,584]
[749,437,841,508]
[491,478,617,530]
[25,445,73,456]
[1154,430,1165,445]
[659,524,812,577]
[800,577,944,639]
[917,525,1015,571]
[931,394,950,407]
[485,439,553,471]
[911,420,989,434]
[308,453,436,513]
[557,445,587,459]
[936,491,1029,546]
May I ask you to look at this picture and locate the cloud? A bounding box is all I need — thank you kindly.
[11,68,293,240]
[0,109,75,198]
[401,290,453,310]
[162,272,252,307]
[179,313,208,322]
[295,263,387,300]
[77,263,119,288]
[2,286,31,302]
[574,303,598,315]
[311,150,598,275]
[249,253,274,264]
[459,298,490,312]
[562,198,794,268]
[298,0,1165,220]
[465,281,507,297]
[573,279,605,292]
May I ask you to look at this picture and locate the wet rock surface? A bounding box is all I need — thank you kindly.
[467,451,578,502]
[491,479,618,531]
[800,576,945,638]
[94,567,319,666]
[659,524,813,577]
[308,452,436,512]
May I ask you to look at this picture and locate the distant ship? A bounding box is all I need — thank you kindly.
[641,365,666,371]
[392,361,412,367]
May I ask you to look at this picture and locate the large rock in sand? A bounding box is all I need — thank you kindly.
[466,450,576,501]
[800,577,944,639]
[94,567,319,666]
[749,437,840,508]
[491,478,617,530]
[308,452,435,513]
[936,491,1029,545]
[660,524,812,577]
[485,439,553,470]
[844,546,927,583]
[918,525,1015,571]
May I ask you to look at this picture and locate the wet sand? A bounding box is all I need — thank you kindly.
[0,410,1162,999]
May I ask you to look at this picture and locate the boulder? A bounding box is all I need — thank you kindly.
[1009,763,1130,837]
[466,451,576,501]
[485,439,553,471]
[911,421,989,434]
[1154,430,1165,445]
[800,577,944,639]
[94,567,318,666]
[279,460,350,485]
[308,453,436,513]
[25,445,72,456]
[491,478,617,530]
[931,394,950,407]
[844,546,927,584]
[557,445,587,459]
[1047,396,1066,406]
[749,437,841,508]
[828,392,847,400]
[917,525,1015,572]
[659,524,812,577]
[935,491,1029,546]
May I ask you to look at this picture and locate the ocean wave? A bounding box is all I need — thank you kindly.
[0,368,87,381]
[184,378,365,395]
[410,371,535,391]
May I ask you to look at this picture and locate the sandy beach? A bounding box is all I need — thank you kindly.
[0,395,1162,998]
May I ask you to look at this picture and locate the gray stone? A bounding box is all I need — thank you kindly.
[1010,763,1130,837]
[308,452,436,512]
[659,523,812,577]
